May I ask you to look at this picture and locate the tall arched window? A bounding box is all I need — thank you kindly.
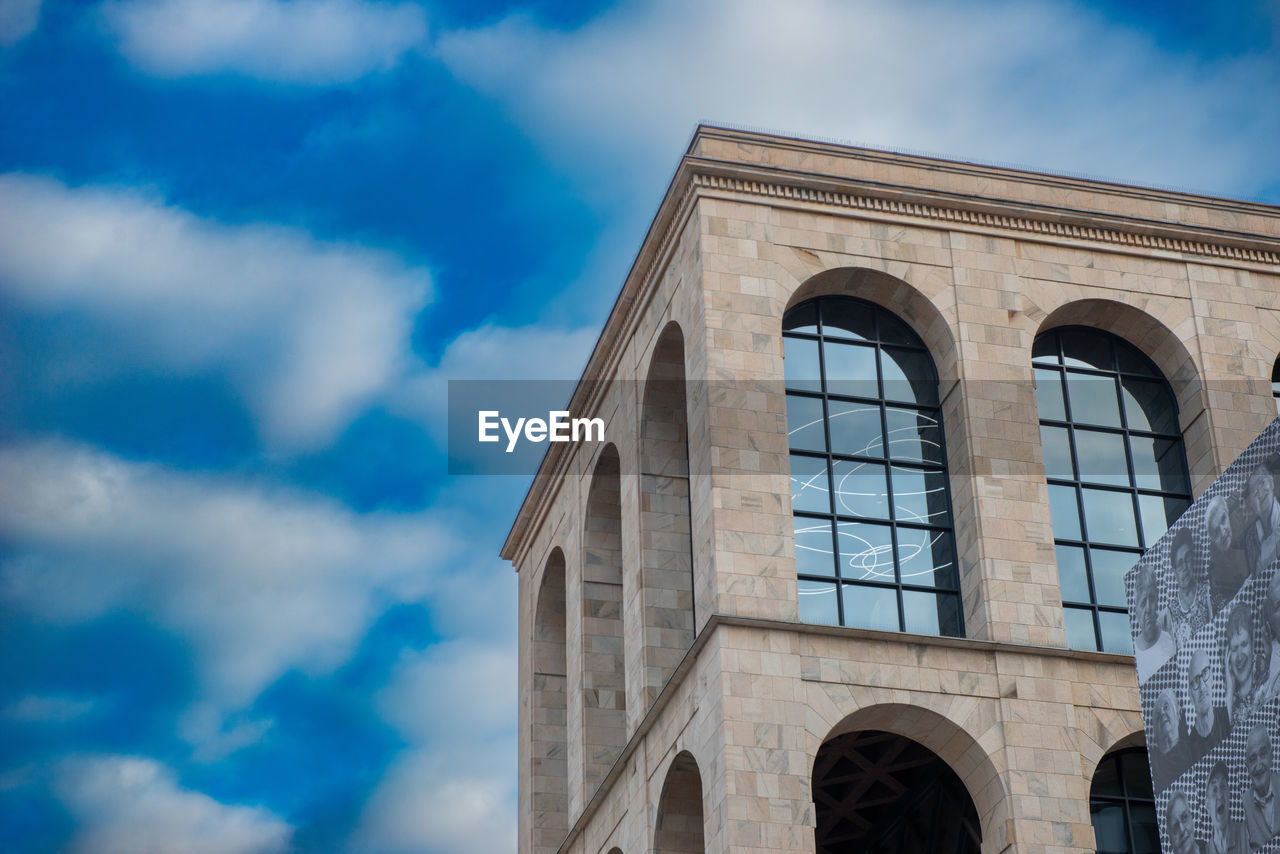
[1090,748,1157,853]
[784,296,961,637]
[1033,327,1192,652]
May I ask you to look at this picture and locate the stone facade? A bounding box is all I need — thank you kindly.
[501,126,1280,854]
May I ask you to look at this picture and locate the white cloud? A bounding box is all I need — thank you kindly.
[351,639,517,854]
[0,174,430,449]
[57,755,291,854]
[436,0,1280,201]
[0,0,42,46]
[102,0,427,83]
[396,321,599,437]
[0,440,456,711]
[4,694,100,724]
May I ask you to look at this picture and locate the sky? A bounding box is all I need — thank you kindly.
[1,1,1278,852]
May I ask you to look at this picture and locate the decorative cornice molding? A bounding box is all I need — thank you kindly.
[691,171,1280,266]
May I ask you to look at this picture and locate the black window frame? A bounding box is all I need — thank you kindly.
[1089,748,1157,854]
[784,295,963,638]
[1034,326,1192,653]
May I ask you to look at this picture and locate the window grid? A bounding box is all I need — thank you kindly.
[1034,327,1192,653]
[785,296,962,638]
[1089,748,1157,854]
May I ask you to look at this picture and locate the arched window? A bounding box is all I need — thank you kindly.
[1272,356,1280,414]
[1033,327,1192,652]
[784,296,961,637]
[1089,748,1157,853]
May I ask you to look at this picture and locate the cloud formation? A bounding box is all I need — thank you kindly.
[437,0,1280,200]
[0,174,430,449]
[396,321,599,437]
[0,0,41,46]
[352,638,517,854]
[102,0,427,83]
[57,755,291,854]
[0,440,454,711]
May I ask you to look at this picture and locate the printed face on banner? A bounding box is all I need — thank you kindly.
[1126,418,1280,853]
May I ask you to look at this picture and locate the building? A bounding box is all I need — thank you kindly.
[500,125,1280,854]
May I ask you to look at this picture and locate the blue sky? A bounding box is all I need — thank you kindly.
[0,1,1278,852]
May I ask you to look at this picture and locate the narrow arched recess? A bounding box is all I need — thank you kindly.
[654,751,705,854]
[640,323,695,706]
[532,549,568,854]
[581,444,626,795]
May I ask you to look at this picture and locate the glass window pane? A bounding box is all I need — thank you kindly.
[823,340,879,398]
[786,395,826,452]
[820,299,874,340]
[1089,802,1128,854]
[1060,327,1115,371]
[1091,755,1122,797]
[1056,544,1092,604]
[1091,548,1138,608]
[903,590,962,637]
[842,583,899,632]
[1040,425,1075,480]
[1074,428,1130,487]
[783,302,818,333]
[1032,330,1059,364]
[880,346,939,406]
[1048,484,1083,540]
[896,528,957,589]
[1128,802,1159,854]
[1099,610,1134,655]
[784,336,822,392]
[1120,751,1154,799]
[790,454,831,514]
[1139,494,1189,548]
[1035,368,1066,421]
[1065,373,1123,428]
[797,579,840,625]
[875,309,919,347]
[1121,376,1179,434]
[885,407,944,465]
[1129,435,1188,493]
[831,459,889,520]
[891,466,951,525]
[827,400,883,458]
[1117,340,1160,376]
[836,521,895,583]
[1065,606,1099,651]
[794,518,836,577]
[1082,487,1139,547]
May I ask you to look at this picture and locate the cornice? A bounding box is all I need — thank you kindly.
[688,166,1280,266]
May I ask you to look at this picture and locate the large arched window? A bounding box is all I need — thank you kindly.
[784,296,961,637]
[1033,327,1192,652]
[1089,748,1157,853]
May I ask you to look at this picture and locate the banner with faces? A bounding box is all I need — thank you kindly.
[1128,418,1280,854]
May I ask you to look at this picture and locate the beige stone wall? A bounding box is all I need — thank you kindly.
[507,128,1280,854]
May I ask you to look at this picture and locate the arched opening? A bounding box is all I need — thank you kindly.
[640,323,695,705]
[812,730,980,854]
[1272,355,1280,414]
[1089,747,1158,853]
[532,549,568,854]
[1032,326,1192,653]
[783,295,963,637]
[582,444,626,794]
[654,751,704,854]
